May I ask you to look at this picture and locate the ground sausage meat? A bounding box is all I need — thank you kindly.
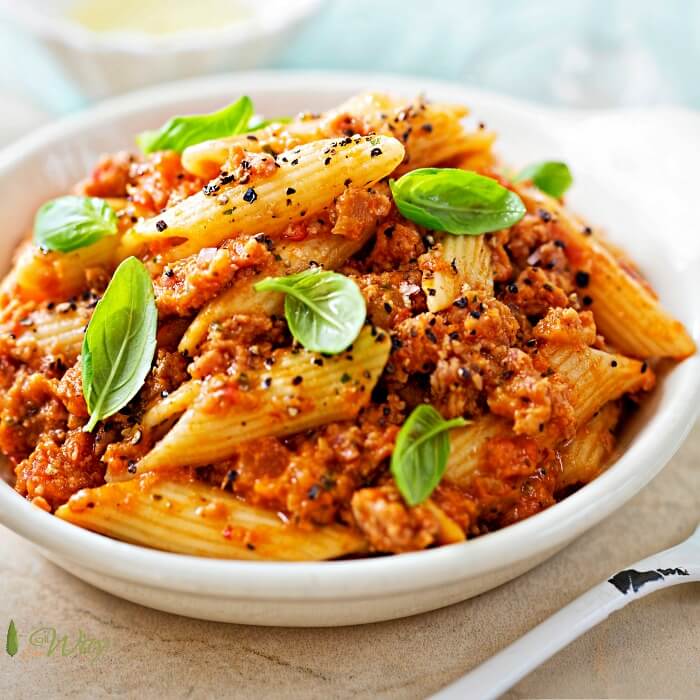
[15,430,106,510]
[0,371,68,464]
[153,238,273,317]
[77,151,132,198]
[331,185,392,240]
[351,484,440,553]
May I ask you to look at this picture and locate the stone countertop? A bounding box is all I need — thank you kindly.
[1,422,698,699]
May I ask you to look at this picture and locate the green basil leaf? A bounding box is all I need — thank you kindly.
[515,161,573,198]
[33,196,117,253]
[82,257,157,432]
[391,405,467,506]
[390,167,526,235]
[254,268,366,354]
[137,95,254,154]
[248,116,292,131]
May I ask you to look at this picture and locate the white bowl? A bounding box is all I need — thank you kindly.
[0,1,321,100]
[0,72,698,627]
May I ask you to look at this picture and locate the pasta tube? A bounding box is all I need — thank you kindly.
[444,415,511,489]
[558,401,620,490]
[1,306,91,363]
[13,236,117,303]
[56,476,367,560]
[337,92,495,174]
[141,380,202,431]
[182,92,493,180]
[12,197,127,303]
[517,185,696,359]
[421,233,493,312]
[122,135,404,262]
[135,327,390,472]
[542,344,653,427]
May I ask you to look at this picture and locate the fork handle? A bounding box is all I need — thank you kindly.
[431,557,696,700]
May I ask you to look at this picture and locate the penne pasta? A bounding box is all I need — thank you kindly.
[517,184,696,360]
[11,196,127,303]
[424,499,467,544]
[391,107,495,176]
[141,380,202,431]
[444,415,511,488]
[26,309,89,359]
[121,135,404,262]
[182,92,494,180]
[56,475,367,560]
[178,228,376,355]
[1,306,91,364]
[13,236,117,303]
[421,233,493,312]
[541,343,653,428]
[558,401,620,490]
[135,327,390,473]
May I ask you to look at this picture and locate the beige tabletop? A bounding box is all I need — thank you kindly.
[0,421,698,700]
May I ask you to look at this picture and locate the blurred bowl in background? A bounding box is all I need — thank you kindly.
[0,0,321,101]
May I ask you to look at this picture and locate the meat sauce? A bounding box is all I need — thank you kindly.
[0,123,657,554]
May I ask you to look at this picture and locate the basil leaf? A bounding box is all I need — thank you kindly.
[254,268,366,354]
[137,95,254,154]
[390,168,526,235]
[248,116,291,131]
[33,196,117,253]
[82,257,157,432]
[391,405,467,506]
[515,161,573,198]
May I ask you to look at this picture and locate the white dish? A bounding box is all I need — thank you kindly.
[0,1,321,100]
[0,71,698,627]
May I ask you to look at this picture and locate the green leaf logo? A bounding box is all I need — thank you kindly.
[6,619,18,657]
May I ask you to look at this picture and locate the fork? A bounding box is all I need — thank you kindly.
[431,524,700,700]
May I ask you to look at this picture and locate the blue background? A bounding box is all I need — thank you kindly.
[1,0,699,117]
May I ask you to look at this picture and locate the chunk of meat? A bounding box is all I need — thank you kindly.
[353,269,426,330]
[534,307,598,347]
[389,295,520,383]
[331,185,392,240]
[503,266,570,317]
[487,348,574,437]
[429,356,483,419]
[14,430,105,510]
[55,362,88,418]
[363,219,426,272]
[0,371,68,463]
[189,314,289,380]
[216,418,398,528]
[153,238,272,317]
[505,212,558,268]
[351,484,439,553]
[465,435,558,532]
[77,151,132,198]
[137,349,190,412]
[127,151,207,213]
